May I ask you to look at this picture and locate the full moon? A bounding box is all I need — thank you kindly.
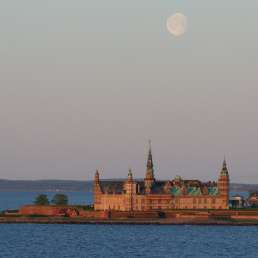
[166,13,187,37]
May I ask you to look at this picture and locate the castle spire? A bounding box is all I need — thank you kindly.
[128,168,133,181]
[95,169,100,182]
[93,169,102,210]
[220,157,229,176]
[223,157,227,169]
[145,140,155,180]
[218,158,230,207]
[147,140,154,170]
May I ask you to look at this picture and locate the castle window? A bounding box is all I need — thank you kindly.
[204,198,207,204]
[193,198,197,204]
[212,199,216,204]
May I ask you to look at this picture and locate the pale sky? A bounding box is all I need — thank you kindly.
[0,0,258,182]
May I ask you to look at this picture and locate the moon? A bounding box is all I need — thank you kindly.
[167,13,187,37]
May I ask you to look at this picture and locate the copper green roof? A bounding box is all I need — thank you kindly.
[171,186,219,196]
[171,186,182,196]
[208,187,218,196]
[187,187,202,196]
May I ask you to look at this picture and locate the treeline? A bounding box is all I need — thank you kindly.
[35,194,68,205]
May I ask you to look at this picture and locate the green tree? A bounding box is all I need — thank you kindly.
[34,194,49,205]
[51,194,68,205]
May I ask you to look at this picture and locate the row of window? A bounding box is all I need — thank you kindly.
[135,199,170,205]
[193,198,216,204]
[104,198,220,210]
[135,198,217,205]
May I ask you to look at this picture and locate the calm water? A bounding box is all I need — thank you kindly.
[0,224,258,258]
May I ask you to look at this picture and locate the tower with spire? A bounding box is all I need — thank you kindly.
[125,168,137,211]
[144,140,155,193]
[93,143,231,211]
[218,158,230,208]
[93,170,102,209]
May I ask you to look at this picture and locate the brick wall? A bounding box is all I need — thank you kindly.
[19,205,65,216]
[19,205,109,219]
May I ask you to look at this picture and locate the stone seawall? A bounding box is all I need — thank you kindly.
[15,205,258,223]
[19,205,108,219]
[19,205,65,216]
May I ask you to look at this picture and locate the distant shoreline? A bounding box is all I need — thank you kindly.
[0,180,257,192]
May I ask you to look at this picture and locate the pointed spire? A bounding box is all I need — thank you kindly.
[128,168,133,181]
[145,140,155,180]
[95,169,100,182]
[147,140,153,170]
[220,158,229,176]
[223,157,227,169]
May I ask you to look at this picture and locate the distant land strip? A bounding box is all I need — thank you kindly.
[0,179,257,192]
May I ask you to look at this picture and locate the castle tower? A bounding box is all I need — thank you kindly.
[94,169,100,183]
[127,168,133,182]
[218,158,230,208]
[144,140,155,194]
[93,170,102,210]
[125,169,137,211]
[125,168,135,193]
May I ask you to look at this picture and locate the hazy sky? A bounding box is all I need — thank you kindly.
[0,1,258,182]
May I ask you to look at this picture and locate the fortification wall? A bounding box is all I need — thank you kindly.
[19,205,109,219]
[19,205,65,216]
[79,210,108,219]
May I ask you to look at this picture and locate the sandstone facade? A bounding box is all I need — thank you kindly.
[94,144,230,211]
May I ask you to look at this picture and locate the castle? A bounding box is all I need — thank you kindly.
[93,143,229,211]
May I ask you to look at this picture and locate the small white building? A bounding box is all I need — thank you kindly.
[229,195,246,208]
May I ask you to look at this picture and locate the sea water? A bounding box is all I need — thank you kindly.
[0,224,258,258]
